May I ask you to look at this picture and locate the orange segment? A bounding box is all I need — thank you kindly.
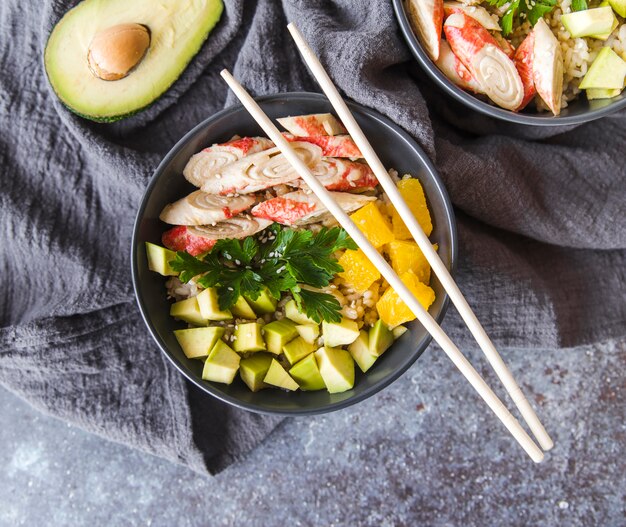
[391,178,433,239]
[386,241,438,284]
[338,249,381,294]
[349,202,394,249]
[376,270,435,327]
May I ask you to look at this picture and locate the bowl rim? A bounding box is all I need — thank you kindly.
[131,91,458,416]
[391,0,626,126]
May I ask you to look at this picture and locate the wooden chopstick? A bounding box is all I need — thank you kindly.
[286,22,553,452]
[220,69,544,463]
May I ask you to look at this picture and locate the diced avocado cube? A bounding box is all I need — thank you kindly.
[561,6,614,38]
[245,288,277,315]
[233,323,266,353]
[589,6,618,40]
[580,47,626,90]
[230,296,257,319]
[145,242,178,276]
[348,330,377,373]
[263,319,299,355]
[170,297,208,326]
[587,87,622,100]
[174,326,225,359]
[282,336,316,365]
[315,347,355,394]
[197,288,233,321]
[239,353,273,392]
[202,340,241,384]
[322,317,360,348]
[285,299,316,325]
[264,359,299,391]
[295,323,320,344]
[289,354,326,391]
[369,320,394,357]
[392,325,408,339]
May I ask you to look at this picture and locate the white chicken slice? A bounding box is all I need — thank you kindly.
[159,191,256,226]
[251,190,376,226]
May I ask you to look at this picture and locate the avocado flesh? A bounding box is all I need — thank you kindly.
[264,359,299,391]
[322,318,360,348]
[174,326,224,358]
[145,242,178,276]
[369,320,394,357]
[263,320,299,354]
[170,297,208,326]
[285,299,317,325]
[608,0,626,17]
[295,324,320,344]
[289,354,326,391]
[561,7,614,38]
[282,337,316,365]
[239,353,273,392]
[245,288,278,315]
[315,347,355,394]
[231,296,257,319]
[202,340,240,384]
[197,288,233,321]
[586,87,622,99]
[348,330,378,373]
[580,47,626,89]
[233,323,266,353]
[44,0,224,122]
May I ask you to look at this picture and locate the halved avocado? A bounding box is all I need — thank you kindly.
[44,0,224,122]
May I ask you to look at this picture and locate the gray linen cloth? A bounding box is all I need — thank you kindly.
[1,0,624,475]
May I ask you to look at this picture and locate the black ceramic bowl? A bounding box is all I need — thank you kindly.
[392,0,626,125]
[131,92,457,415]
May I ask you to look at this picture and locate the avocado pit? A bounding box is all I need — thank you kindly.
[87,23,150,81]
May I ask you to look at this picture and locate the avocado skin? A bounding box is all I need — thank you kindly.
[44,0,224,123]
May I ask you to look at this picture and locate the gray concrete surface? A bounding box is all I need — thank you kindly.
[1,337,624,526]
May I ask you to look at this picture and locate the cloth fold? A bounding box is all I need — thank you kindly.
[1,0,624,475]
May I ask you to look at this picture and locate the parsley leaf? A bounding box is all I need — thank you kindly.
[488,0,556,36]
[294,288,343,324]
[171,251,218,284]
[170,224,353,322]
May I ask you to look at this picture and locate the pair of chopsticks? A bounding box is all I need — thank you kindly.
[220,23,552,462]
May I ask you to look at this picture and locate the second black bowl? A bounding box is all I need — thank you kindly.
[392,0,626,125]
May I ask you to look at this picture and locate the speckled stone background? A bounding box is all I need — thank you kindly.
[1,336,624,526]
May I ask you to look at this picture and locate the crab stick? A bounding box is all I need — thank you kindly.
[444,13,524,110]
[406,0,444,60]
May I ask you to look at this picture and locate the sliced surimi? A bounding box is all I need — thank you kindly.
[200,142,323,195]
[436,40,484,93]
[251,190,376,226]
[283,134,362,158]
[406,0,444,60]
[159,191,256,226]
[532,18,563,116]
[444,13,524,110]
[183,136,274,188]
[513,32,537,111]
[162,217,273,256]
[277,113,347,136]
[290,158,378,191]
[443,2,501,31]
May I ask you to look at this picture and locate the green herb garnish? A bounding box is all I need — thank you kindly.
[571,0,587,12]
[170,225,357,323]
[487,0,557,36]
